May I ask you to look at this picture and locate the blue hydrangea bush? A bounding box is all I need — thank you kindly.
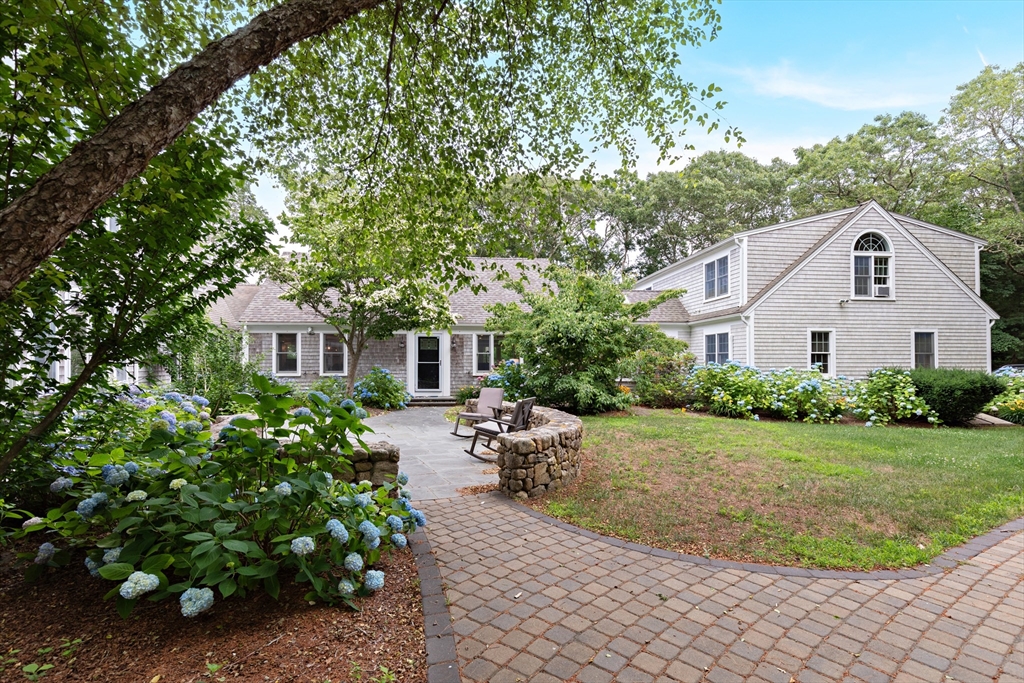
[15,374,424,618]
[759,367,850,423]
[353,367,411,409]
[847,368,939,426]
[985,367,1024,425]
[480,359,531,401]
[681,362,769,419]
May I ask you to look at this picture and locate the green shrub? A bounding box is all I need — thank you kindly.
[310,375,349,405]
[163,321,259,417]
[455,385,480,404]
[985,369,1024,424]
[760,368,850,423]
[849,368,938,426]
[480,360,531,401]
[631,350,693,408]
[909,368,1007,425]
[353,367,410,409]
[14,374,424,618]
[682,362,767,419]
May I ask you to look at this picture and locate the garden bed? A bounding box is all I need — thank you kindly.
[0,542,425,682]
[527,410,1024,570]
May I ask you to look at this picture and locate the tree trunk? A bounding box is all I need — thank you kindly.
[0,0,384,302]
[0,348,109,475]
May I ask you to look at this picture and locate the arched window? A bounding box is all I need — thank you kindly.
[853,232,892,298]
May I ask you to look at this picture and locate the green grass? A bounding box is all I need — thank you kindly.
[537,411,1024,570]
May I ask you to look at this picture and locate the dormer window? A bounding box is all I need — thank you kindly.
[853,233,892,298]
[704,255,729,300]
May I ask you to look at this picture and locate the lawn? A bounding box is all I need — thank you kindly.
[533,410,1024,570]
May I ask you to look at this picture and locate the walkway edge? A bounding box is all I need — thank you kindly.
[410,527,462,683]
[488,491,1024,580]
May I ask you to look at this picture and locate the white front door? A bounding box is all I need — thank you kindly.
[415,335,442,392]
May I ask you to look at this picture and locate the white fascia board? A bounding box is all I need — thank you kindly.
[890,213,989,246]
[730,206,858,239]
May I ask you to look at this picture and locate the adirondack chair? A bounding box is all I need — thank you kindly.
[465,397,536,462]
[450,387,505,438]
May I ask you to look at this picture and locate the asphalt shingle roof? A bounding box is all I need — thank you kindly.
[624,290,690,323]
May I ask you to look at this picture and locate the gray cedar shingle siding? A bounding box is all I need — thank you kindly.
[744,211,854,298]
[640,246,742,319]
[751,206,989,376]
[896,219,979,292]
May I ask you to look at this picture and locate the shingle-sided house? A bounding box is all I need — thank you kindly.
[237,258,568,397]
[633,200,999,377]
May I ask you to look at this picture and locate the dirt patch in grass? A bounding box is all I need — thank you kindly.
[0,542,425,683]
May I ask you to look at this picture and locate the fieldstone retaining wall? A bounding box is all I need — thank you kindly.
[465,400,582,500]
[346,441,401,486]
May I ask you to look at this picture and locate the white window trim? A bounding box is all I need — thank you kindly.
[471,333,500,376]
[703,331,731,365]
[273,332,302,377]
[319,332,348,376]
[911,329,939,369]
[807,329,837,377]
[703,254,731,302]
[850,229,896,300]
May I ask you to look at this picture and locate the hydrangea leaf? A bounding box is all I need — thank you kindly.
[264,574,280,600]
[183,531,214,542]
[222,540,249,553]
[116,596,137,619]
[141,554,175,573]
[98,563,135,580]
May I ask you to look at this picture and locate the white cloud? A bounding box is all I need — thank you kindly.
[976,48,988,67]
[723,61,941,111]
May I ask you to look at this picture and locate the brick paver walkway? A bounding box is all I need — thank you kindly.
[420,494,1024,683]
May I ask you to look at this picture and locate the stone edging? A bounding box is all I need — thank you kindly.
[490,492,1024,580]
[409,528,462,683]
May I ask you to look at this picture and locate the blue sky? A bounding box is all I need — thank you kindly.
[252,0,1024,220]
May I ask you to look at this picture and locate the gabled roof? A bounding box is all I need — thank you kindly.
[207,284,260,328]
[624,290,690,323]
[449,258,550,325]
[236,257,550,327]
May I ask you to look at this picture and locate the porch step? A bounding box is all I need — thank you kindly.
[408,397,458,407]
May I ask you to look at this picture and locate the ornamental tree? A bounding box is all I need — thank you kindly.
[265,183,464,396]
[485,268,684,414]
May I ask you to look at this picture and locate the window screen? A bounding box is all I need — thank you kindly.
[914,332,935,369]
[322,334,345,374]
[810,331,831,374]
[277,333,298,373]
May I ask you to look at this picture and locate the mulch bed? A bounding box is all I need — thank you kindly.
[0,540,426,683]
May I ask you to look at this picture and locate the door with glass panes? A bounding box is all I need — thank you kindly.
[416,335,441,391]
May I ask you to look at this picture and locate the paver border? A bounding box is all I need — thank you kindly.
[486,492,1024,580]
[410,527,463,683]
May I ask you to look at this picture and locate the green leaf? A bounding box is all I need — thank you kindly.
[141,554,175,573]
[222,539,249,553]
[98,563,135,580]
[264,574,280,600]
[219,577,237,598]
[231,393,257,406]
[114,516,144,533]
[255,561,279,578]
[116,596,137,619]
[96,533,122,548]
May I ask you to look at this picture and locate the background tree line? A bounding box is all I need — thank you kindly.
[474,64,1024,366]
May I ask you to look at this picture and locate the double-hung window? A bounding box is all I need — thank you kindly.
[914,332,936,369]
[321,333,346,375]
[275,333,299,375]
[705,333,729,364]
[704,255,729,299]
[809,331,833,375]
[111,364,136,383]
[853,233,892,298]
[474,334,503,374]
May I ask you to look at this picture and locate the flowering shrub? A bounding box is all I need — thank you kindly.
[630,350,694,408]
[480,359,530,401]
[15,374,424,618]
[681,362,766,418]
[353,367,410,409]
[848,368,938,426]
[760,368,850,423]
[309,375,349,406]
[986,367,1024,424]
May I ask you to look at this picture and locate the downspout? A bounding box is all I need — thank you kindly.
[987,319,995,373]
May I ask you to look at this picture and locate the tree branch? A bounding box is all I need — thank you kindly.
[0,0,385,302]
